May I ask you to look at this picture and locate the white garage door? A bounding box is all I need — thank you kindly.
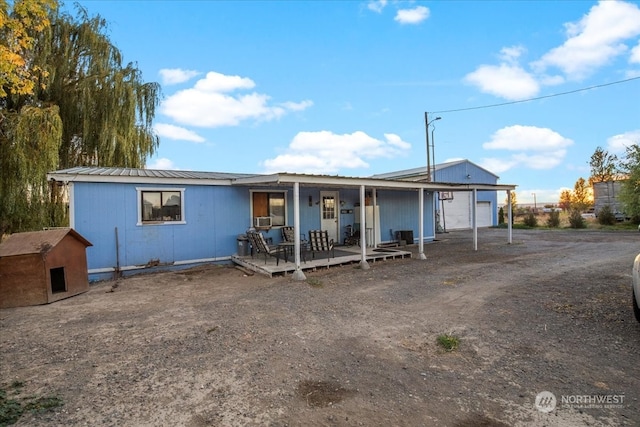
[441,195,492,230]
[441,192,471,230]
[476,201,493,227]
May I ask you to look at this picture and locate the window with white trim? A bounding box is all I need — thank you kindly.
[136,187,185,225]
[251,190,286,227]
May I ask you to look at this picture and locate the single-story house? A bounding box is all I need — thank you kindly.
[373,160,500,230]
[47,164,516,281]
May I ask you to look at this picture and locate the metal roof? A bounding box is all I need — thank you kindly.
[51,167,256,180]
[47,167,516,191]
[0,228,92,258]
[372,159,499,180]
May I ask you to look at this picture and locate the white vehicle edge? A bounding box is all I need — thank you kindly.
[632,254,640,322]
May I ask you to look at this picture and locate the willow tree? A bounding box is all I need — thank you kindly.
[1,3,160,234]
[38,6,160,168]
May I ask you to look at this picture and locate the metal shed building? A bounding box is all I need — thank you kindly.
[0,228,92,308]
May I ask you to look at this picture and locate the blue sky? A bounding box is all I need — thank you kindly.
[72,0,640,205]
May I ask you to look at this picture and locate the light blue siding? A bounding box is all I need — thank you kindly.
[73,182,248,280]
[72,181,437,280]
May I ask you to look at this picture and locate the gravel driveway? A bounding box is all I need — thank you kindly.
[1,228,639,426]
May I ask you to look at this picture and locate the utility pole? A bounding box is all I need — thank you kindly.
[425,112,431,182]
[424,112,442,182]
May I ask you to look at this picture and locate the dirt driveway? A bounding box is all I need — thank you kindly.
[1,228,639,426]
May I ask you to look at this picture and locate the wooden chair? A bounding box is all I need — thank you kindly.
[247,230,282,265]
[308,230,335,260]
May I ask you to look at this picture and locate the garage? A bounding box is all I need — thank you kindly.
[440,193,493,230]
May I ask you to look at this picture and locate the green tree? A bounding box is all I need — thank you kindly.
[571,177,591,212]
[589,146,618,183]
[0,4,160,234]
[618,143,640,220]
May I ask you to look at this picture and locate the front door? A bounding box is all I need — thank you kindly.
[320,191,339,243]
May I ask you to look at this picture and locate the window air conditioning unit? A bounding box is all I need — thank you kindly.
[254,216,272,228]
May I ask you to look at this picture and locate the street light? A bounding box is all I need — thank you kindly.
[532,193,537,212]
[424,113,441,182]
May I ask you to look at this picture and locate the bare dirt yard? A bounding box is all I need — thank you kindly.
[1,228,640,426]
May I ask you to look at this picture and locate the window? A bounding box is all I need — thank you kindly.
[136,188,185,225]
[251,191,286,227]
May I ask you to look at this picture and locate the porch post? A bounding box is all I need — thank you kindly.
[372,187,377,246]
[507,190,513,244]
[292,182,306,281]
[472,188,478,251]
[359,185,370,270]
[418,188,426,260]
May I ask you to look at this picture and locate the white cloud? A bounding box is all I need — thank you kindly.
[466,2,640,100]
[367,0,387,13]
[479,157,518,174]
[607,129,640,154]
[262,131,411,174]
[499,45,526,64]
[193,71,255,92]
[480,125,573,173]
[464,63,540,100]
[160,71,312,127]
[394,6,430,25]
[147,157,178,170]
[159,68,200,85]
[154,123,205,143]
[483,125,574,151]
[631,40,640,63]
[280,100,314,112]
[532,0,640,79]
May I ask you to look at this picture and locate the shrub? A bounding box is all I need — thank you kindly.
[436,333,459,352]
[523,212,537,227]
[498,207,505,225]
[568,209,586,228]
[546,210,561,228]
[597,205,616,225]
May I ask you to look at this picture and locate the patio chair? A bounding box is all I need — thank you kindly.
[308,230,335,260]
[247,230,282,265]
[281,226,308,262]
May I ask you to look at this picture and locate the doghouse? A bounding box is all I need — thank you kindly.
[0,228,92,309]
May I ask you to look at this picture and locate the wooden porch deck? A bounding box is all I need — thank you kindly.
[231,245,412,277]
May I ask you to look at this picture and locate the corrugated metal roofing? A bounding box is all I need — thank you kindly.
[0,228,92,257]
[51,167,258,180]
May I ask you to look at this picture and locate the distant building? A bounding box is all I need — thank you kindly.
[593,181,625,214]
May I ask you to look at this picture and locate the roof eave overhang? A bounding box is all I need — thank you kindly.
[46,172,234,186]
[231,173,516,191]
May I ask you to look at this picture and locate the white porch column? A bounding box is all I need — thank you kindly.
[359,185,370,270]
[507,190,513,244]
[292,182,306,281]
[372,187,377,247]
[472,188,478,251]
[418,188,426,260]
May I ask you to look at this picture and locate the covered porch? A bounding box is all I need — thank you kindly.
[231,244,412,278]
[233,173,517,281]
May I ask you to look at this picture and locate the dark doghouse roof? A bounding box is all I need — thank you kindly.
[0,228,92,257]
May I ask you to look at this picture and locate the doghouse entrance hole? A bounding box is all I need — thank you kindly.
[50,267,66,293]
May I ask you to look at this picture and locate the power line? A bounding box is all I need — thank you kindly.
[430,76,640,114]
